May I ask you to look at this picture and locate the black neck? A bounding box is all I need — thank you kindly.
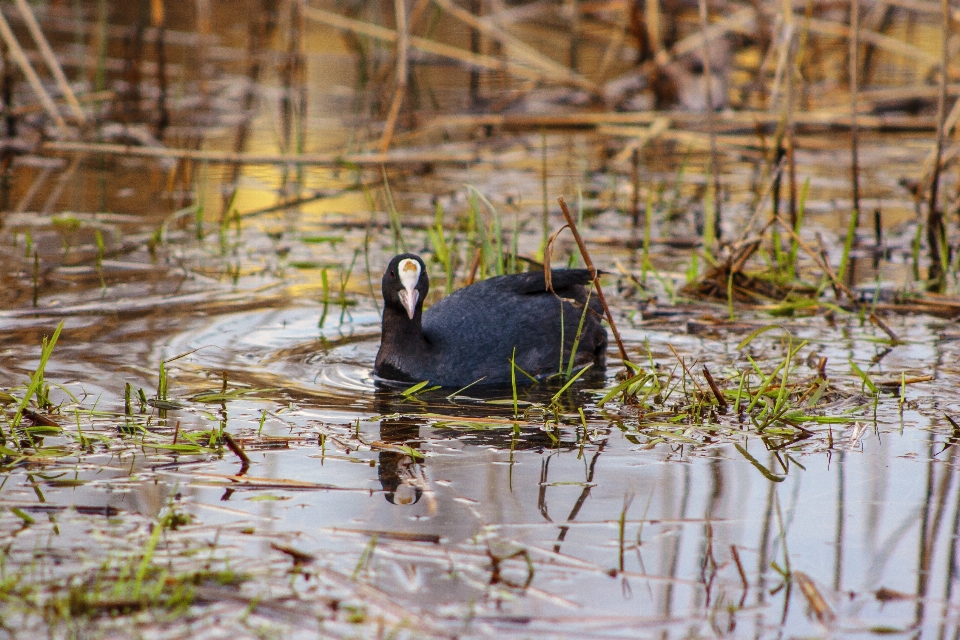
[381,304,429,350]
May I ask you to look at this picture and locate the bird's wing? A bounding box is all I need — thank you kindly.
[506,269,595,295]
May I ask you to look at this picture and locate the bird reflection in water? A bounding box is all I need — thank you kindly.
[373,387,587,513]
[376,412,427,506]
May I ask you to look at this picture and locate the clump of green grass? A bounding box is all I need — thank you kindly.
[594,325,862,454]
[7,503,248,634]
[5,321,65,446]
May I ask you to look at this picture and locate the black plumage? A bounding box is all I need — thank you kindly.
[374,253,607,388]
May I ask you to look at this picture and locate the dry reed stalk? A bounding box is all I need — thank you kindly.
[881,0,958,18]
[223,5,273,210]
[557,196,630,364]
[730,544,748,592]
[773,214,851,298]
[279,0,307,154]
[595,0,628,82]
[195,0,212,105]
[799,14,953,75]
[42,140,480,165]
[736,154,787,243]
[768,22,794,109]
[469,0,482,107]
[13,0,85,124]
[787,8,802,229]
[431,0,598,92]
[303,6,563,87]
[702,365,728,408]
[917,97,960,186]
[868,312,901,343]
[0,9,67,134]
[188,472,349,490]
[366,0,432,103]
[379,0,409,153]
[656,6,754,64]
[646,0,663,54]
[924,0,950,291]
[698,0,721,241]
[567,0,580,73]
[153,1,169,138]
[849,0,862,225]
[14,165,55,213]
[667,344,707,396]
[222,433,251,467]
[631,147,640,227]
[41,153,81,214]
[10,89,113,117]
[609,117,670,165]
[793,572,835,623]
[858,0,893,85]
[424,110,939,133]
[858,84,960,102]
[465,247,482,286]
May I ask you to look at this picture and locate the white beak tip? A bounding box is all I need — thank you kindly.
[399,289,418,319]
[397,258,422,320]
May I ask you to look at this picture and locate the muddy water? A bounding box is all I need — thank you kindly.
[1,3,959,638]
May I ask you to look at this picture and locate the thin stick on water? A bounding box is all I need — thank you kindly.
[557,196,630,365]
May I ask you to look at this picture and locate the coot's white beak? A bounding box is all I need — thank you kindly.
[397,258,421,320]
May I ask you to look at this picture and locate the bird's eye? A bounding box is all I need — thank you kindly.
[390,270,395,277]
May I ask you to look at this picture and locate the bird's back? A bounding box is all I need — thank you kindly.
[420,269,606,386]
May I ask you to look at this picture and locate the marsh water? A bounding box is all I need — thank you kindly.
[0,1,959,638]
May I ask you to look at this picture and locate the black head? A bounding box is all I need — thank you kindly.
[382,253,429,320]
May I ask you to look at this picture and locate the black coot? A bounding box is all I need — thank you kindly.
[374,253,607,388]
